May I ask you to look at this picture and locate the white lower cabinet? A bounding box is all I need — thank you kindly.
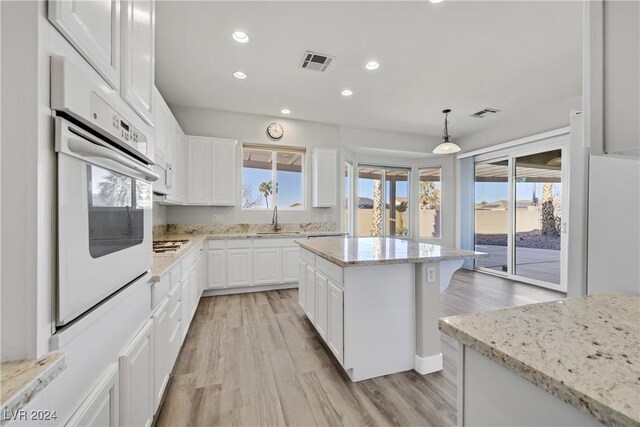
[119,320,154,427]
[327,281,344,363]
[227,249,252,287]
[282,247,300,283]
[167,284,182,366]
[253,248,281,285]
[305,265,316,323]
[151,299,170,413]
[66,364,119,427]
[315,273,329,340]
[298,261,306,309]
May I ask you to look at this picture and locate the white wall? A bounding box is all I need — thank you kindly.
[587,155,640,295]
[167,105,342,225]
[455,96,581,154]
[1,1,40,361]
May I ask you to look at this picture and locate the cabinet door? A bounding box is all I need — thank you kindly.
[66,364,119,427]
[304,266,316,322]
[298,261,306,309]
[211,139,237,206]
[315,273,329,340]
[227,249,252,287]
[167,284,182,366]
[207,250,226,289]
[327,281,344,363]
[187,137,212,204]
[49,0,121,89]
[282,247,300,283]
[180,279,189,340]
[151,299,169,414]
[152,87,165,158]
[119,320,153,427]
[253,248,281,285]
[189,265,199,317]
[121,0,155,124]
[312,148,337,207]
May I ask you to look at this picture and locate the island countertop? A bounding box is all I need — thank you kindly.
[439,293,640,427]
[294,236,486,267]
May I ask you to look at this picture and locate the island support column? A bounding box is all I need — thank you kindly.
[415,262,443,374]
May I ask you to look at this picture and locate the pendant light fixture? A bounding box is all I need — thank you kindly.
[432,109,461,154]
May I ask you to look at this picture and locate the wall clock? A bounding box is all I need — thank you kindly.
[267,122,284,140]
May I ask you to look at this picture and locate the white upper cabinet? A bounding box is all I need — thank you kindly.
[186,136,237,206]
[187,136,212,204]
[152,87,166,158]
[121,0,155,124]
[49,0,121,89]
[312,148,338,207]
[211,139,237,206]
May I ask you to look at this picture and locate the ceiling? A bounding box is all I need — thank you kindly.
[155,1,582,138]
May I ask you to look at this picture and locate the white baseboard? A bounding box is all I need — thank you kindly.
[415,353,443,375]
[202,283,297,297]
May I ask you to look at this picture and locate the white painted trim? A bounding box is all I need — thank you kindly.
[414,352,443,375]
[456,127,570,159]
[202,282,297,297]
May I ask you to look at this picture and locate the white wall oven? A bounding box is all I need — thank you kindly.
[52,56,158,326]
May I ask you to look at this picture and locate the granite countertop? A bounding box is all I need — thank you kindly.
[1,353,66,415]
[294,236,486,267]
[439,293,640,427]
[150,231,348,282]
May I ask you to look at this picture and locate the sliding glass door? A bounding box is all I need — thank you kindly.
[513,150,562,285]
[356,165,411,237]
[474,160,510,273]
[474,148,565,289]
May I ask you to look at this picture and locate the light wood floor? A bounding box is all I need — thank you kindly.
[155,270,564,427]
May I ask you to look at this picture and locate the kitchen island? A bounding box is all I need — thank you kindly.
[294,236,486,381]
[439,293,640,427]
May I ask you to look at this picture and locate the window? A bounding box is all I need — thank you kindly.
[418,168,441,238]
[356,165,411,237]
[242,146,305,209]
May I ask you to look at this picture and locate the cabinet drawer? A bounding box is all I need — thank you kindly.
[208,239,225,250]
[227,239,252,249]
[316,256,343,286]
[300,247,316,266]
[253,238,296,248]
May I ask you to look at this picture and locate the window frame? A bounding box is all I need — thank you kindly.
[241,145,306,211]
[355,164,412,239]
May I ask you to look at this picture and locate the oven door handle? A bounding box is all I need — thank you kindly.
[67,137,160,182]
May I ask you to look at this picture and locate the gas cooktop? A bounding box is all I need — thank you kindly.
[152,239,190,255]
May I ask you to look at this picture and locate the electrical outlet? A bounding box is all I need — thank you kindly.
[212,214,224,223]
[427,266,436,283]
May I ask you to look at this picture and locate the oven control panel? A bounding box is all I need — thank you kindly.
[90,92,148,157]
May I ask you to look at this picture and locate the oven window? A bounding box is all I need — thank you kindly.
[87,165,151,258]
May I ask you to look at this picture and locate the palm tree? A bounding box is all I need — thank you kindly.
[371,180,382,236]
[541,183,558,236]
[258,181,273,208]
[98,173,132,206]
[395,201,408,235]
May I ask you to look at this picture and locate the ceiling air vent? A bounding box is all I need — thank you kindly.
[470,108,501,118]
[300,51,334,72]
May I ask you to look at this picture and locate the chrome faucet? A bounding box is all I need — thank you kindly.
[272,205,281,232]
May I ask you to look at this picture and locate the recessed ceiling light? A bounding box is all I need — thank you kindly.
[430,0,444,3]
[232,31,249,43]
[233,71,247,79]
[341,89,353,97]
[281,109,291,114]
[365,61,380,70]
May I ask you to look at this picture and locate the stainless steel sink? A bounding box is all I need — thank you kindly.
[256,231,301,235]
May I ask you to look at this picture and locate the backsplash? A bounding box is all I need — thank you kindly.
[154,222,337,237]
